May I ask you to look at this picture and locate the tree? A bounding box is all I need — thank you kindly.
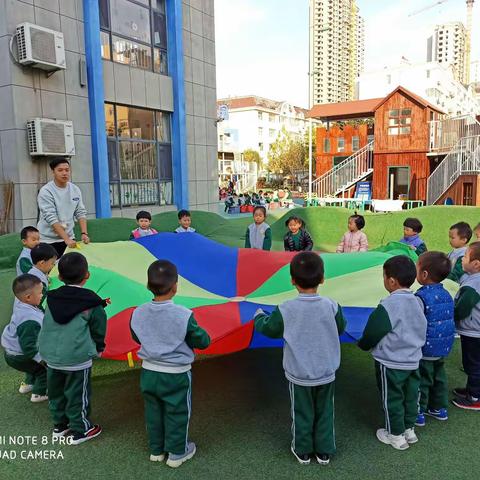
[243,149,261,166]
[267,127,307,176]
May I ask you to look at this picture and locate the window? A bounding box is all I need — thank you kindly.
[258,111,263,121]
[269,129,276,139]
[99,0,168,75]
[258,127,263,137]
[324,138,330,153]
[352,136,359,151]
[338,137,345,152]
[259,142,263,151]
[105,103,173,207]
[388,108,411,135]
[269,113,276,123]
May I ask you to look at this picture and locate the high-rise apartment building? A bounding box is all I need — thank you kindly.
[427,22,467,84]
[309,0,365,106]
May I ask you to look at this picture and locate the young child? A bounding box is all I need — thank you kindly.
[447,222,472,283]
[16,226,40,276]
[452,241,480,410]
[130,260,210,468]
[254,252,345,465]
[284,216,313,252]
[28,243,58,298]
[474,223,480,241]
[245,206,272,251]
[39,252,108,444]
[175,210,196,233]
[399,218,427,256]
[130,211,158,239]
[224,193,235,213]
[414,252,455,426]
[336,214,368,253]
[358,256,427,450]
[1,274,47,403]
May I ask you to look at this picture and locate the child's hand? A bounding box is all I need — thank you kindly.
[410,245,416,250]
[254,308,265,317]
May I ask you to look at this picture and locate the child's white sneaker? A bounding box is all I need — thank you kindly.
[404,428,418,444]
[376,428,409,450]
[166,442,196,468]
[19,382,33,394]
[150,454,165,462]
[30,394,48,403]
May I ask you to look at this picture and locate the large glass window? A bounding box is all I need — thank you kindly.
[388,109,411,135]
[99,0,168,75]
[106,103,173,207]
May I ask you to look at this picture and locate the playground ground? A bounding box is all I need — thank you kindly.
[1,206,480,479]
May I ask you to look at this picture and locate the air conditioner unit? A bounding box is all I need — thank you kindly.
[16,22,66,71]
[27,118,75,157]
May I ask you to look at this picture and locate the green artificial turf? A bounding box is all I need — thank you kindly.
[2,206,480,479]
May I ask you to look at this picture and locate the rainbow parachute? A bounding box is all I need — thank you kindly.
[52,234,458,361]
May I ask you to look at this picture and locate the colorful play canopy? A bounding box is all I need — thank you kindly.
[54,234,458,361]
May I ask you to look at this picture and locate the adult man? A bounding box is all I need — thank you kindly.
[37,159,89,257]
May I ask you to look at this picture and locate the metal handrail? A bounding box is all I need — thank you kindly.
[312,140,374,197]
[427,135,480,205]
[429,115,480,153]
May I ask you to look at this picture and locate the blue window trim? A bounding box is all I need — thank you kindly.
[166,0,188,209]
[83,0,111,218]
[83,0,187,216]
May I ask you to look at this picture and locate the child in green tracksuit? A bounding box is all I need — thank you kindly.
[254,252,346,466]
[1,274,47,403]
[358,255,427,451]
[447,222,472,283]
[39,252,107,445]
[28,243,58,306]
[16,226,40,276]
[245,206,272,250]
[130,260,210,468]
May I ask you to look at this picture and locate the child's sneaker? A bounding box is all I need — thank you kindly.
[415,413,426,427]
[19,382,33,394]
[70,425,102,445]
[376,429,409,450]
[425,408,448,421]
[290,443,311,465]
[52,425,70,438]
[315,453,330,465]
[166,442,196,468]
[453,387,468,399]
[30,394,48,403]
[404,428,418,444]
[150,453,165,462]
[452,395,480,411]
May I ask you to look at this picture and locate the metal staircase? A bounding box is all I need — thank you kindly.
[312,141,374,198]
[427,135,480,205]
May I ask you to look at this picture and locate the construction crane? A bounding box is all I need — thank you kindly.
[408,0,448,17]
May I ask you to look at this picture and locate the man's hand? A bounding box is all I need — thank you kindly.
[66,239,77,248]
[81,233,90,244]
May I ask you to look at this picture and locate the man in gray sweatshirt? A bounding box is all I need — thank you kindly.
[358,255,427,451]
[254,252,346,466]
[37,159,89,257]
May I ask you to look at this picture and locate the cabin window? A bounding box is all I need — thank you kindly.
[388,109,411,135]
[324,138,331,153]
[352,136,360,151]
[338,137,345,152]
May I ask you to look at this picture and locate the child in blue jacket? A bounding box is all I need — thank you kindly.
[415,252,455,426]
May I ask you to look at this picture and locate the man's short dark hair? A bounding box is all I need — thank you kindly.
[403,218,423,233]
[12,274,42,297]
[285,215,305,228]
[136,210,152,221]
[383,255,417,288]
[178,209,191,220]
[58,252,88,285]
[49,158,70,170]
[253,206,267,216]
[350,214,365,230]
[290,252,324,289]
[20,226,39,240]
[418,251,451,283]
[31,243,58,264]
[450,222,472,242]
[147,260,178,296]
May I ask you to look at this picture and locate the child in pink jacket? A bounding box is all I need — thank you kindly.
[336,215,368,253]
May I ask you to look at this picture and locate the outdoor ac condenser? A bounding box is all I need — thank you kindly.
[16,22,66,71]
[27,119,75,157]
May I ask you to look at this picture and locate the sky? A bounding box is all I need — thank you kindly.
[215,0,480,107]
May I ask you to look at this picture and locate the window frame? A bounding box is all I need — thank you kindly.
[105,102,173,207]
[388,108,412,136]
[100,0,168,75]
